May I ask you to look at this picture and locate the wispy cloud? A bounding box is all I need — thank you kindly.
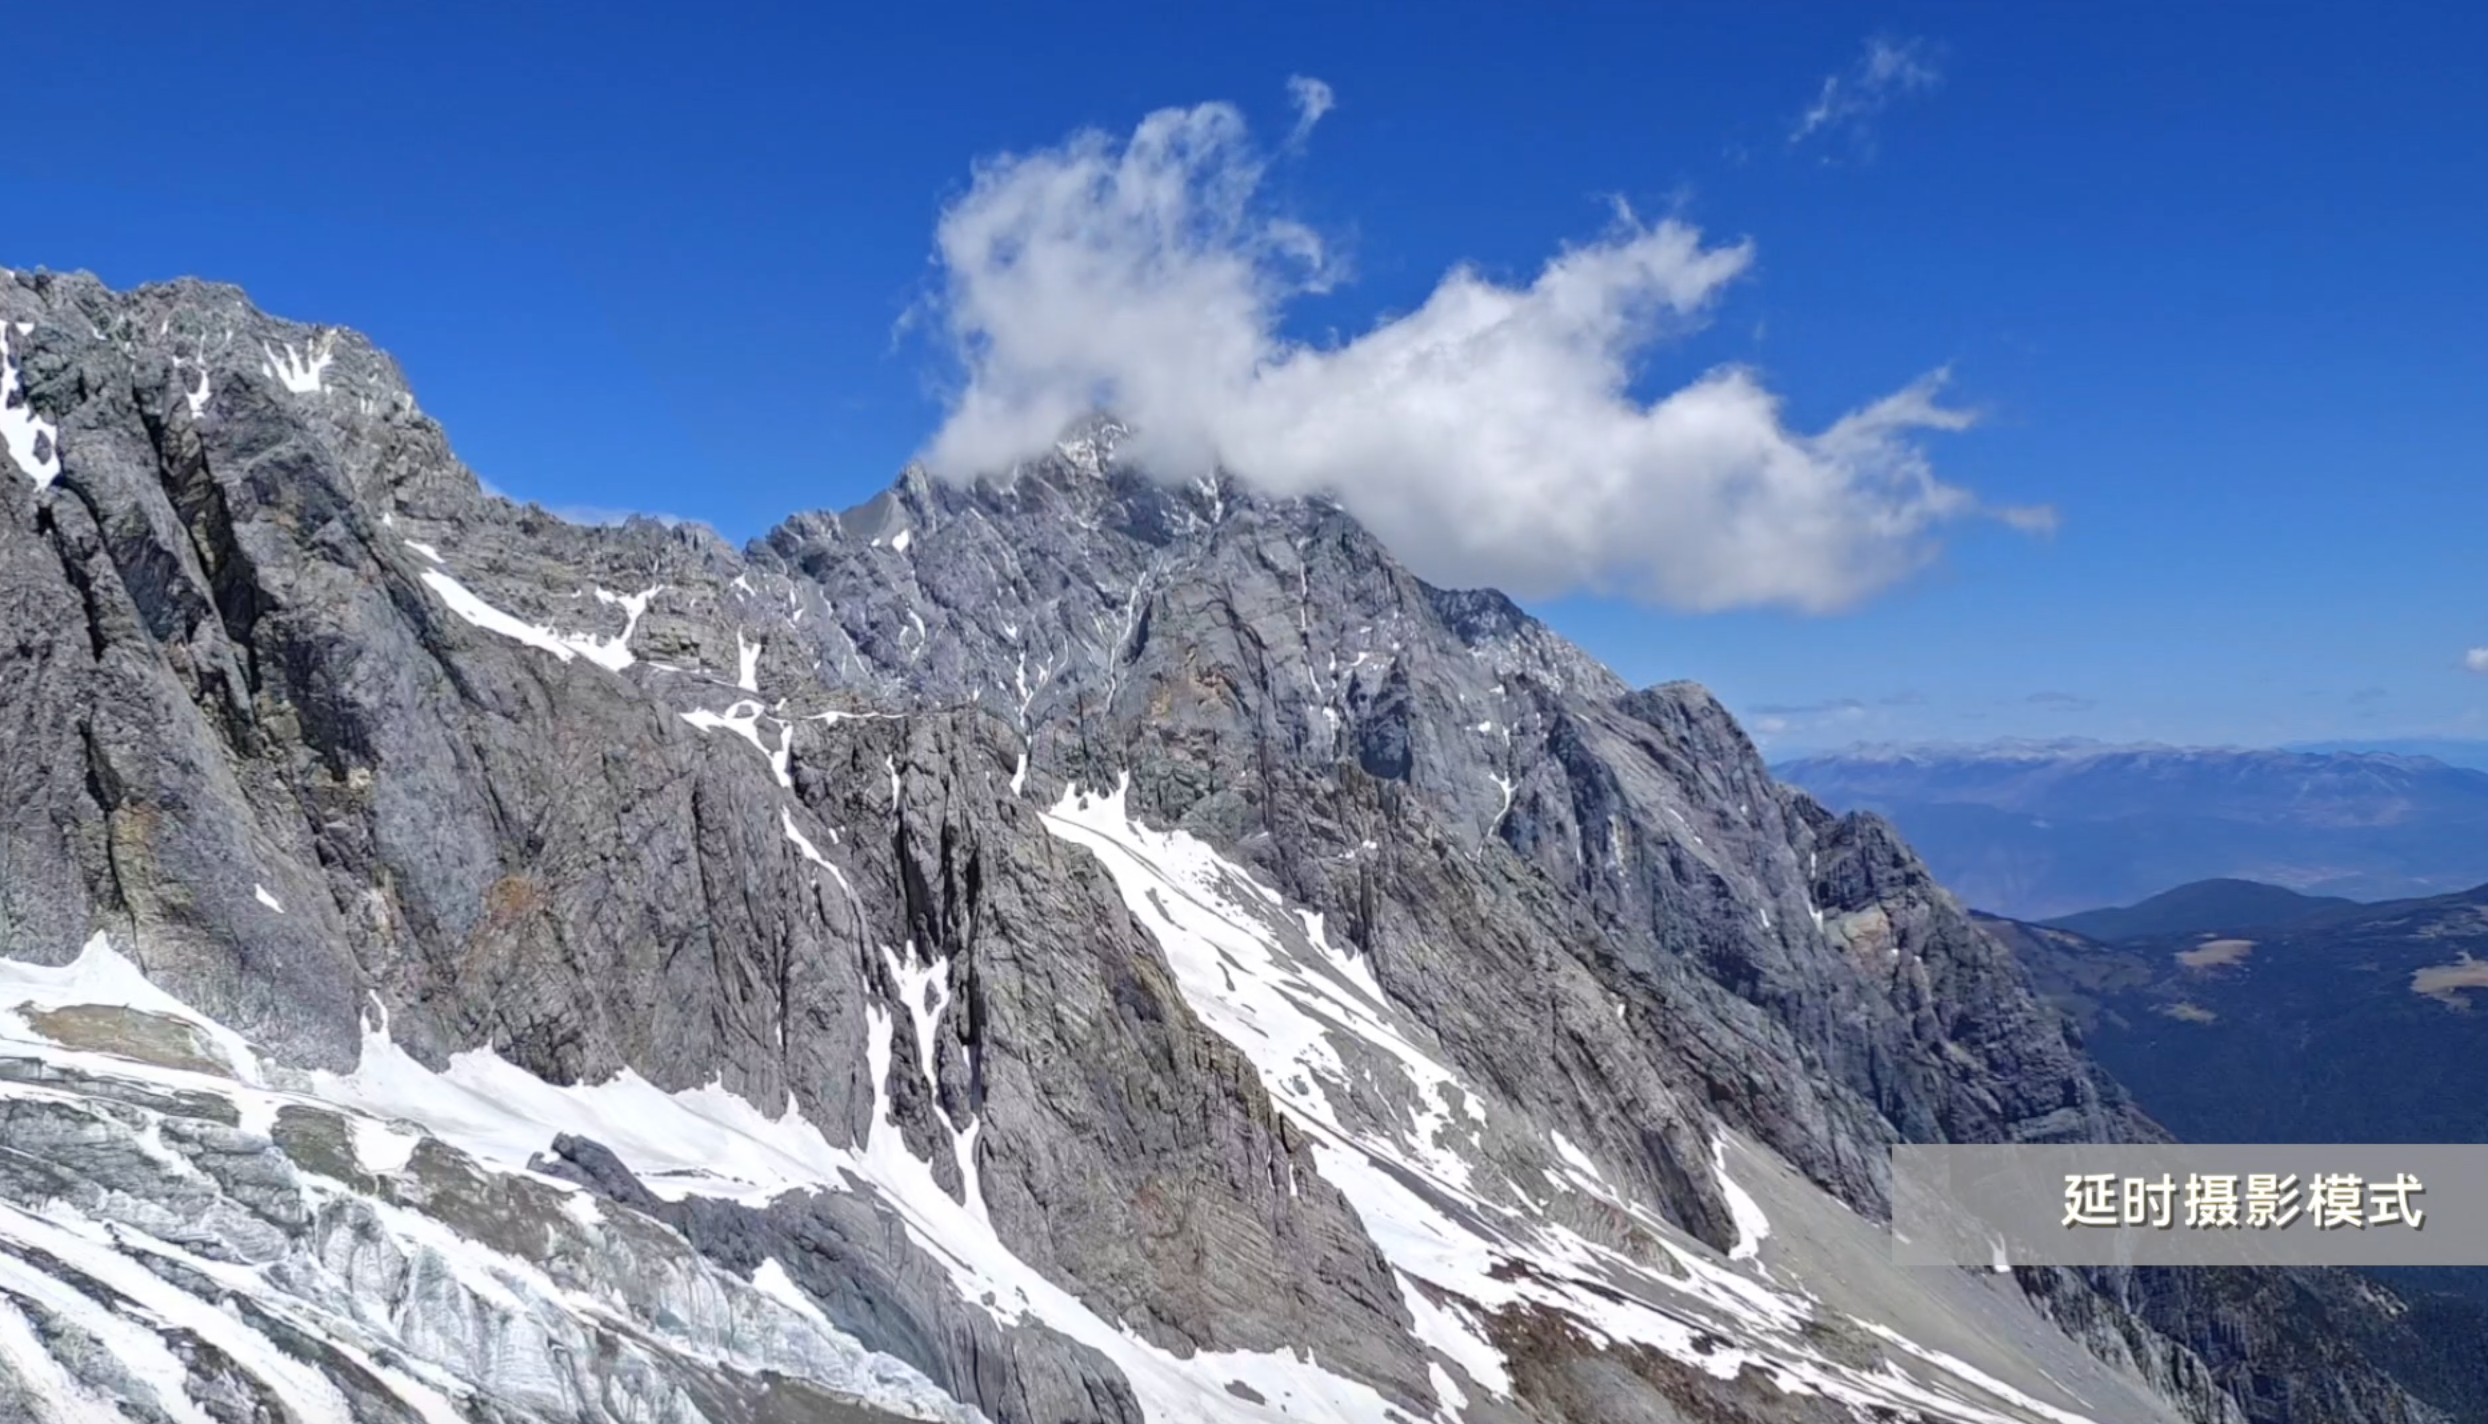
[2026,690,2097,711]
[2466,648,2488,674]
[1791,36,1942,157]
[913,89,2044,613]
[1995,504,2061,536]
[1742,692,1909,748]
[1285,74,1334,148]
[1749,697,1868,717]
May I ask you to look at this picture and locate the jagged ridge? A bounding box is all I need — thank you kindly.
[0,266,2461,1424]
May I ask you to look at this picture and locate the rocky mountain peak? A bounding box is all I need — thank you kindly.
[0,267,2463,1424]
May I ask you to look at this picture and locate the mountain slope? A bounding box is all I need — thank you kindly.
[0,266,2458,1423]
[2041,879,2359,941]
[1982,889,2488,1397]
[1776,742,2488,918]
[1984,886,2488,1150]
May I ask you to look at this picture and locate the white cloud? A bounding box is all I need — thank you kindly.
[917,92,2040,613]
[1285,75,1334,147]
[1791,37,1942,153]
[1739,695,1893,749]
[2465,648,2488,674]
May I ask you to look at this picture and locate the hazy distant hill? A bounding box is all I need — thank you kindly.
[1775,740,2488,917]
[2042,878,2357,941]
[2286,737,2488,772]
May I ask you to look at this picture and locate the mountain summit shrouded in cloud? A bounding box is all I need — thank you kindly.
[913,90,2051,614]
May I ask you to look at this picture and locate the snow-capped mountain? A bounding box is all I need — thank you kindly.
[0,267,2461,1422]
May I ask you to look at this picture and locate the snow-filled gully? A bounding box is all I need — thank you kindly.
[407,539,660,675]
[1040,776,2108,1424]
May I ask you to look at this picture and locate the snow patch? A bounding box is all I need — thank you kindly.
[316,1022,848,1206]
[1713,1136,1773,1262]
[781,807,835,869]
[348,1116,423,1175]
[1854,1321,2098,1424]
[254,883,285,914]
[1401,1278,1511,1399]
[883,944,952,1089]
[681,700,794,787]
[1,325,60,487]
[1549,1130,1605,1188]
[416,565,658,673]
[0,933,264,1085]
[782,807,864,968]
[260,333,335,394]
[737,630,762,691]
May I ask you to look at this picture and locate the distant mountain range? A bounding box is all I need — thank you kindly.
[2285,737,2488,772]
[2040,877,2357,941]
[1774,740,2488,918]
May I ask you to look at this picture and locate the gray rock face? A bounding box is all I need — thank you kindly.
[0,266,2462,1423]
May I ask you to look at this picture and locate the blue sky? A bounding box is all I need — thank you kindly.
[8,0,2481,754]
